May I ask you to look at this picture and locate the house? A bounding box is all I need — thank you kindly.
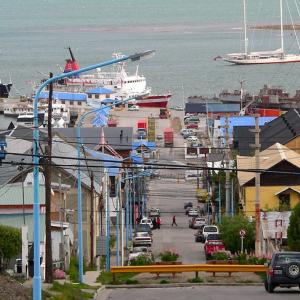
[37,91,88,113]
[86,87,114,105]
[54,127,133,158]
[237,143,300,218]
[0,133,102,270]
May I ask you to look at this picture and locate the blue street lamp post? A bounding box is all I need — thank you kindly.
[32,50,154,299]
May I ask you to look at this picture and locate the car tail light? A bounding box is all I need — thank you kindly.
[268,269,274,276]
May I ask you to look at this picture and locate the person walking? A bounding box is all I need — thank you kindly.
[156,216,161,229]
[172,215,177,227]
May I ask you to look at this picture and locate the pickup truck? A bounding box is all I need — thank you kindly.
[133,232,152,247]
[204,240,225,260]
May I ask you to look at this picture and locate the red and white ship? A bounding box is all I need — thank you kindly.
[56,48,171,108]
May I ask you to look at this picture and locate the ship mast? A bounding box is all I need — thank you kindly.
[280,0,284,56]
[243,0,248,55]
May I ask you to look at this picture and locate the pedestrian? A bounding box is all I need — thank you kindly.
[156,216,161,229]
[152,217,157,229]
[172,215,177,227]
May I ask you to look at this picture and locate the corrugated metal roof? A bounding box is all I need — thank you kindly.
[38,91,87,101]
[185,103,240,114]
[54,127,133,150]
[87,87,113,94]
[133,141,156,150]
[0,184,45,205]
[237,143,300,186]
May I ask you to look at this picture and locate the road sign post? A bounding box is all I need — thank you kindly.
[239,229,246,253]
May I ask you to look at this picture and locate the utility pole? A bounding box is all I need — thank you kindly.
[252,115,261,256]
[45,72,53,283]
[59,173,65,270]
[224,115,231,216]
[90,171,94,268]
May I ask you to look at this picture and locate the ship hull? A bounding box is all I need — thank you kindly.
[135,94,171,108]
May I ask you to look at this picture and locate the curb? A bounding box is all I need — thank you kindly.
[105,282,264,289]
[93,285,105,299]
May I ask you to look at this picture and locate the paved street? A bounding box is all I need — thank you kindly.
[98,286,300,300]
[148,178,205,263]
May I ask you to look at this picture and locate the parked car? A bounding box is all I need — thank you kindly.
[128,246,153,265]
[187,136,198,142]
[140,217,154,229]
[135,224,152,236]
[204,240,225,260]
[189,217,207,229]
[194,226,205,242]
[156,134,163,140]
[132,232,152,247]
[128,105,140,111]
[149,208,160,218]
[187,208,199,217]
[184,202,193,210]
[201,225,219,242]
[265,251,300,293]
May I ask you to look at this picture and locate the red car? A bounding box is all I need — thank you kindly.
[204,236,225,260]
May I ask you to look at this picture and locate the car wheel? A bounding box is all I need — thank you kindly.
[286,262,300,279]
[265,280,274,293]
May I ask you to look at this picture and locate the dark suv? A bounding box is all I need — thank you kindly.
[265,251,300,293]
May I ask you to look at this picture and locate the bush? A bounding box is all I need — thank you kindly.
[233,253,268,265]
[129,254,154,266]
[211,251,230,261]
[287,202,300,251]
[160,279,170,284]
[0,225,22,270]
[219,215,255,253]
[188,277,203,283]
[159,249,179,262]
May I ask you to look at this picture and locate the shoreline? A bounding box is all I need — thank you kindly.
[252,24,300,30]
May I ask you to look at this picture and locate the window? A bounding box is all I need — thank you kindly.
[77,101,82,106]
[88,94,92,98]
[69,101,73,106]
[279,193,290,211]
[61,100,65,104]
[95,94,99,99]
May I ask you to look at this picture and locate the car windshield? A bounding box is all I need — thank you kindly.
[275,253,300,264]
[207,234,221,240]
[133,247,148,252]
[204,227,218,232]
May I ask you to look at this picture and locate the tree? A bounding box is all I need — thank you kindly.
[0,225,22,271]
[287,202,300,251]
[219,215,255,254]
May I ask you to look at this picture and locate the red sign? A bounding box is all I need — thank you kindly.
[239,229,246,237]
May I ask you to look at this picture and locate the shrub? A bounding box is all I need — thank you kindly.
[232,253,268,265]
[219,215,255,253]
[129,254,154,266]
[159,249,179,262]
[0,225,22,270]
[211,251,230,261]
[68,256,86,282]
[287,202,300,251]
[160,279,170,284]
[188,277,203,283]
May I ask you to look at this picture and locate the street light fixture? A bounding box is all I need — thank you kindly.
[32,50,155,299]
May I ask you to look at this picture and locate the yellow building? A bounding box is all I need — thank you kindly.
[237,143,300,217]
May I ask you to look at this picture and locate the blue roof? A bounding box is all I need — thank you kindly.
[38,91,87,101]
[87,87,113,94]
[133,141,156,151]
[84,147,122,176]
[219,116,275,136]
[130,152,144,164]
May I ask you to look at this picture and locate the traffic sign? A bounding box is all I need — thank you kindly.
[239,229,246,237]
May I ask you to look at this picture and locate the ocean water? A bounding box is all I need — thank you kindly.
[1,0,300,108]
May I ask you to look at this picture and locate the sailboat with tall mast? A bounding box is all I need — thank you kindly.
[224,0,300,65]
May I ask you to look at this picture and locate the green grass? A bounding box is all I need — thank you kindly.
[187,277,204,283]
[97,271,137,285]
[236,279,255,284]
[50,282,94,300]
